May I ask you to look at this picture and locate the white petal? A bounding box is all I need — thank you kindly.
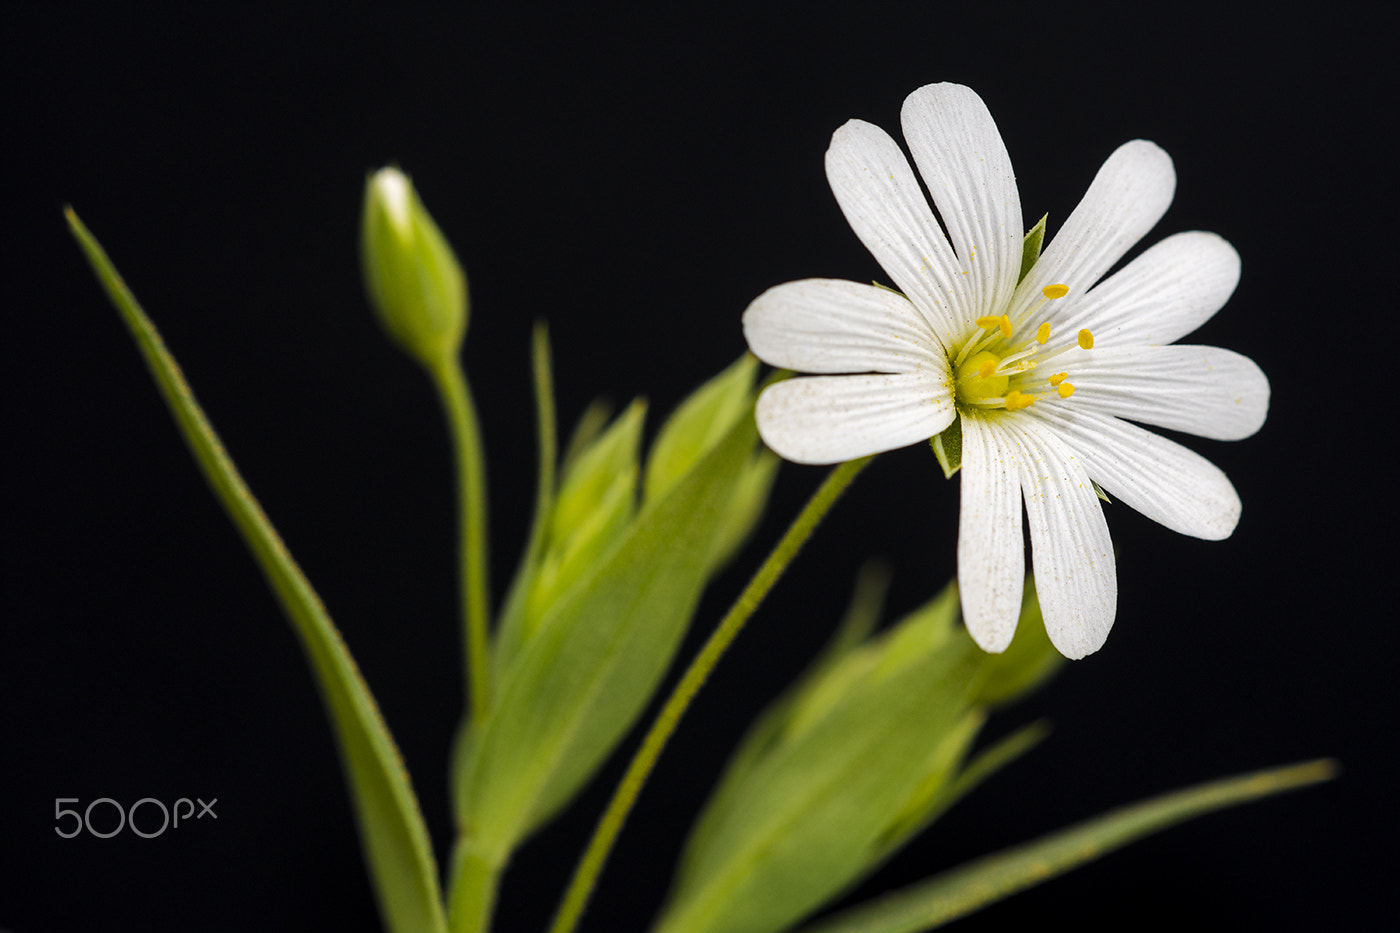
[754,372,954,464]
[1009,140,1176,324]
[1068,345,1270,440]
[825,118,968,342]
[902,83,1023,320]
[742,278,945,374]
[1008,418,1117,659]
[956,414,1026,653]
[1028,405,1242,540]
[1045,232,1241,348]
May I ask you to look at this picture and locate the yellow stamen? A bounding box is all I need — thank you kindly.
[975,314,1013,339]
[1036,322,1051,345]
[1048,372,1069,386]
[1041,283,1069,300]
[1004,390,1035,411]
[1078,328,1095,350]
[1057,382,1076,399]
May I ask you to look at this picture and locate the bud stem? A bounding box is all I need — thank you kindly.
[428,354,492,723]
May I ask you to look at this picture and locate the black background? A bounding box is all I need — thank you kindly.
[3,4,1390,931]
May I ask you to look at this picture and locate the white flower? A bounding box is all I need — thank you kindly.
[742,83,1269,659]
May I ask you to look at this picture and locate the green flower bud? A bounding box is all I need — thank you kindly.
[360,166,467,367]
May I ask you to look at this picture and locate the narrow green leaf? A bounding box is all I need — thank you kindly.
[873,721,1051,864]
[800,759,1338,933]
[491,321,560,685]
[457,408,760,859]
[67,208,448,933]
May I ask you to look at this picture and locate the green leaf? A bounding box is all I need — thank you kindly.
[679,562,892,876]
[645,354,758,504]
[66,208,448,933]
[799,759,1338,933]
[970,582,1063,708]
[873,721,1050,864]
[1017,213,1047,286]
[456,406,761,861]
[658,589,983,933]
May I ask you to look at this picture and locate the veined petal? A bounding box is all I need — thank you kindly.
[1068,345,1270,440]
[825,118,968,341]
[754,371,954,464]
[957,414,1026,653]
[1009,140,1176,325]
[1008,418,1116,660]
[1048,231,1241,348]
[1029,405,1242,540]
[902,83,1023,319]
[742,278,945,374]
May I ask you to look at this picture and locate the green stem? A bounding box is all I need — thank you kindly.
[547,455,873,933]
[429,355,492,724]
[446,836,504,933]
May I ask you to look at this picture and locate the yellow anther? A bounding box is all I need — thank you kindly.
[1041,283,1069,300]
[1004,390,1036,411]
[1036,322,1051,345]
[1048,372,1069,386]
[978,357,998,378]
[1057,382,1076,399]
[1077,328,1095,350]
[975,314,1012,339]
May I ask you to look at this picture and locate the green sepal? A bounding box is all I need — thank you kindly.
[67,209,448,933]
[1018,213,1048,286]
[930,416,962,479]
[1091,479,1112,504]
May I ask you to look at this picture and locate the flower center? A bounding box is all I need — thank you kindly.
[951,283,1090,413]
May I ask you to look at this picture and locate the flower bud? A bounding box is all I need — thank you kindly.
[360,167,467,367]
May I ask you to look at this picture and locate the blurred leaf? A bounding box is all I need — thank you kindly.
[659,585,982,933]
[800,759,1338,933]
[971,583,1063,708]
[457,406,760,860]
[686,562,892,867]
[68,208,447,933]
